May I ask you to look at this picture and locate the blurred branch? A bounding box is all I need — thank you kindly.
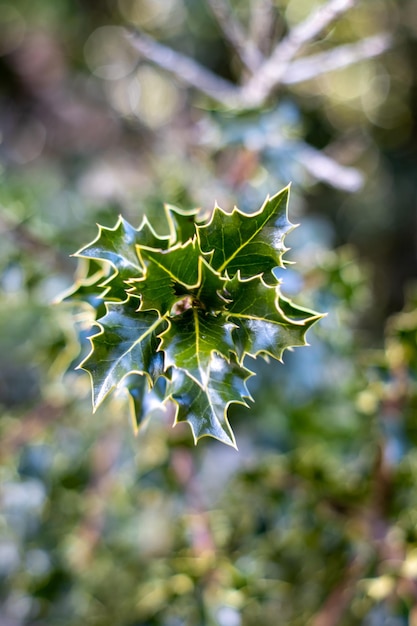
[282,33,392,85]
[126,0,391,113]
[206,0,264,72]
[250,0,279,56]
[240,0,359,106]
[125,10,390,194]
[298,144,364,192]
[297,144,363,192]
[126,28,239,107]
[311,558,364,626]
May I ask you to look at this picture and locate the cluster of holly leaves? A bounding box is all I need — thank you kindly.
[63,186,322,448]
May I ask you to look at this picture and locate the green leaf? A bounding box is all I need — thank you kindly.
[121,373,166,432]
[165,203,199,245]
[79,298,166,409]
[139,239,201,288]
[58,260,108,311]
[225,273,322,362]
[168,354,253,448]
[197,186,292,280]
[160,308,235,387]
[75,217,139,269]
[65,186,324,447]
[191,257,229,312]
[74,216,172,301]
[133,240,201,313]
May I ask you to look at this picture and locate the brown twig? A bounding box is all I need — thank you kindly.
[310,557,364,626]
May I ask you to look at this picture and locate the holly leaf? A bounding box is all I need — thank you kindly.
[133,240,201,313]
[73,216,173,302]
[65,186,324,447]
[197,186,292,280]
[191,257,229,312]
[160,308,235,387]
[75,217,140,269]
[79,298,166,409]
[121,373,167,432]
[58,260,108,311]
[165,203,199,245]
[225,273,322,362]
[168,354,253,448]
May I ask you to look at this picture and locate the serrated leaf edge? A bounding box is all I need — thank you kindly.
[77,298,168,411]
[123,377,167,436]
[197,184,294,274]
[167,365,254,450]
[136,238,202,290]
[158,308,237,389]
[164,203,200,247]
[73,214,170,269]
[225,271,324,363]
[53,264,108,305]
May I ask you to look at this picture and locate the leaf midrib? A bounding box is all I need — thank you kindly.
[92,313,166,406]
[144,250,199,288]
[217,202,281,273]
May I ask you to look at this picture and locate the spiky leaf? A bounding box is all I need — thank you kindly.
[133,240,201,313]
[197,186,292,280]
[79,299,166,409]
[165,203,200,245]
[160,308,235,387]
[122,373,166,432]
[226,273,321,362]
[168,354,253,448]
[192,257,229,312]
[74,216,170,301]
[65,186,323,447]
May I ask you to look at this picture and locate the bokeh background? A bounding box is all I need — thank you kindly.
[1,1,417,624]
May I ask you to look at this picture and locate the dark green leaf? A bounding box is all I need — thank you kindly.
[168,354,253,447]
[75,215,170,272]
[121,372,166,432]
[79,299,166,409]
[67,186,323,446]
[197,186,292,279]
[58,261,108,310]
[165,203,199,245]
[160,308,235,387]
[132,240,201,313]
[191,256,229,312]
[226,273,322,362]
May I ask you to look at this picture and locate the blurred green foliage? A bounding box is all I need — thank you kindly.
[1,0,417,624]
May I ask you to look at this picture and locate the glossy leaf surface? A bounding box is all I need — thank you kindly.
[226,273,321,362]
[197,186,292,280]
[168,354,253,447]
[160,308,235,387]
[80,300,166,409]
[68,187,323,447]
